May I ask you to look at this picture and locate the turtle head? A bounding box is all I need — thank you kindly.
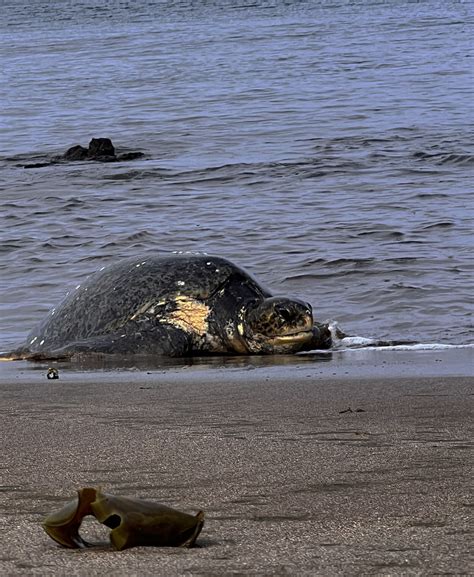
[241,296,317,354]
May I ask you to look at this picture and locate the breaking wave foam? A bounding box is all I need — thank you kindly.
[304,325,474,353]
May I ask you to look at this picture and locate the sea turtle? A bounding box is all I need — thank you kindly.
[7,254,332,360]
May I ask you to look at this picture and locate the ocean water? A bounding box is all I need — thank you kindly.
[1,0,473,352]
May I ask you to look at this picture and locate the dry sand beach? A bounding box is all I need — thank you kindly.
[1,348,473,576]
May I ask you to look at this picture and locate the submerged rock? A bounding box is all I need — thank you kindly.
[87,137,115,159]
[63,144,89,160]
[63,137,142,162]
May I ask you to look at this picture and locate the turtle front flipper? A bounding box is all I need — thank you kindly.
[22,326,193,359]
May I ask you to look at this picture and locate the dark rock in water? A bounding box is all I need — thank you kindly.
[64,144,89,160]
[22,138,144,168]
[65,138,115,161]
[87,137,115,159]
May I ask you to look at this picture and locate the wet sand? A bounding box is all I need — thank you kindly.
[1,349,472,576]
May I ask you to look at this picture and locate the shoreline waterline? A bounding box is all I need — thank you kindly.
[1,347,472,380]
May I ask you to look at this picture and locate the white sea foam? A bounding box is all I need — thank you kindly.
[339,342,474,352]
[304,337,474,354]
[323,321,474,352]
[338,336,379,347]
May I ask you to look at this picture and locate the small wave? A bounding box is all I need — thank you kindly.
[0,239,32,254]
[413,193,449,199]
[97,157,368,186]
[336,342,474,352]
[413,151,474,165]
[357,230,404,240]
[99,230,156,249]
[64,197,87,208]
[284,255,425,282]
[124,230,155,242]
[102,170,155,181]
[419,221,454,230]
[304,256,419,268]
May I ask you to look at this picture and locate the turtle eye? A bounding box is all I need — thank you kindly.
[278,308,292,322]
[245,299,260,313]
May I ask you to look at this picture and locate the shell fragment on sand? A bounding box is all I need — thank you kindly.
[42,487,204,550]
